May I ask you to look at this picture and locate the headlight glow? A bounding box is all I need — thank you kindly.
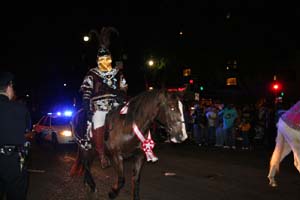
[60,130,72,137]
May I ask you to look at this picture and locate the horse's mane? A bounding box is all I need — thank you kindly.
[106,89,167,130]
[123,89,167,127]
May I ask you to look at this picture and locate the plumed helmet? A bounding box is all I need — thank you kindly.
[97,46,111,57]
[97,26,119,58]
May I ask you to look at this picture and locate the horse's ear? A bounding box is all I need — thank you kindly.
[170,92,178,100]
[158,89,168,102]
[165,90,178,101]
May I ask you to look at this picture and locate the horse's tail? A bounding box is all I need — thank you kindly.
[72,108,87,139]
[70,109,86,177]
[70,148,85,177]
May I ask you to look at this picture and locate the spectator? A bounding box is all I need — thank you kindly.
[219,103,238,149]
[238,118,251,150]
[206,105,218,146]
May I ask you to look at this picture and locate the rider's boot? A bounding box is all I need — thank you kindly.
[93,127,111,169]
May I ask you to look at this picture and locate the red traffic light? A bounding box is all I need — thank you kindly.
[273,84,279,90]
[271,82,281,91]
[189,79,194,84]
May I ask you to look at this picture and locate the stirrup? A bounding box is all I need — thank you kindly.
[75,136,92,151]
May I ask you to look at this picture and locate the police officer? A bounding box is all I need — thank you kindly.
[0,71,31,200]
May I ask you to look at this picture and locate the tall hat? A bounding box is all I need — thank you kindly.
[97,27,119,58]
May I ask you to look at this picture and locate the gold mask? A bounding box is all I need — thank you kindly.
[97,55,112,72]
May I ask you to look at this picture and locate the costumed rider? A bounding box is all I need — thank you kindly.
[79,27,128,169]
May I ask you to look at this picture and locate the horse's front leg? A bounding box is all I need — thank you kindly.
[83,150,96,192]
[268,131,291,187]
[108,153,125,199]
[132,152,146,200]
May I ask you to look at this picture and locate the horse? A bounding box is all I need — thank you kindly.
[70,89,188,199]
[267,101,300,187]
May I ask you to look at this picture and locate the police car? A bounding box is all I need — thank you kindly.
[32,111,75,147]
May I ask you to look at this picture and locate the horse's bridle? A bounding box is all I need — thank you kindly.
[158,100,185,131]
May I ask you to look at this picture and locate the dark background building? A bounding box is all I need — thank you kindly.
[1,1,300,116]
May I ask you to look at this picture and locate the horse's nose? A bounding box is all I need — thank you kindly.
[176,134,187,143]
[180,133,188,141]
[170,137,179,143]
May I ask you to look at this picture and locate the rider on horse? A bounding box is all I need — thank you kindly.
[79,27,128,168]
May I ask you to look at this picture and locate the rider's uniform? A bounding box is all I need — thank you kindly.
[80,66,127,129]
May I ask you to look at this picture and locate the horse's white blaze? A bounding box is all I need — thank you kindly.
[178,100,188,141]
[268,118,300,186]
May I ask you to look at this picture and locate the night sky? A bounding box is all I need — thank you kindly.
[1,1,300,111]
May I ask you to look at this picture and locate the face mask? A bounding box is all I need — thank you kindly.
[97,55,112,72]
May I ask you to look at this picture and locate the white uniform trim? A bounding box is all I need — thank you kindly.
[92,110,108,129]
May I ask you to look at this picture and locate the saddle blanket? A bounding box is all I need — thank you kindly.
[281,100,300,131]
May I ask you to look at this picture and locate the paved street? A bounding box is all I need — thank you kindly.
[26,141,300,200]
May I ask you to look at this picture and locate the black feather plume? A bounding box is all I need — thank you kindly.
[98,27,119,49]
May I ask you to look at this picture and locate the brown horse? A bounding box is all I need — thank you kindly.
[70,89,188,199]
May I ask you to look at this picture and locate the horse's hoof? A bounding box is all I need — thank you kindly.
[268,180,278,187]
[269,182,278,187]
[84,182,96,193]
[268,176,278,187]
[108,190,118,199]
[133,196,140,200]
[91,186,96,193]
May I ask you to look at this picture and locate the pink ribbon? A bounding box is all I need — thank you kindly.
[133,123,158,162]
[120,103,129,114]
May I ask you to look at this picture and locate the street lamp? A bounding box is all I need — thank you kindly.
[143,58,155,90]
[82,29,99,43]
[83,35,90,42]
[81,29,100,68]
[148,59,154,67]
